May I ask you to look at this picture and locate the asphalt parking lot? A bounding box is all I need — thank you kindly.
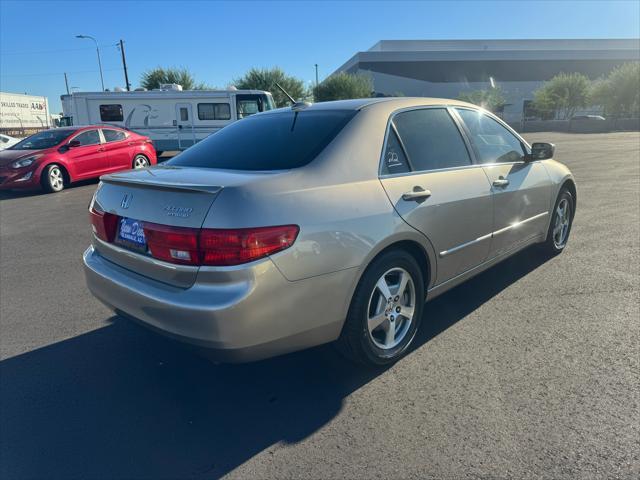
[0,132,638,479]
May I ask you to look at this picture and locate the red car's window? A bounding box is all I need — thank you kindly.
[73,130,101,146]
[102,129,127,143]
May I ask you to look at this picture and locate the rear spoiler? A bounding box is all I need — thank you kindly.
[100,174,223,194]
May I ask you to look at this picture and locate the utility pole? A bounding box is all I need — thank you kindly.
[64,72,70,95]
[119,39,131,91]
[314,64,319,87]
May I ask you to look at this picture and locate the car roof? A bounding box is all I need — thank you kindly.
[267,97,479,113]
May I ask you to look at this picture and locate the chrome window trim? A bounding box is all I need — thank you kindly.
[377,105,474,178]
[379,158,540,179]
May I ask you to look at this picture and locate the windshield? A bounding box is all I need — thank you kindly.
[10,129,77,150]
[168,109,357,170]
[263,94,275,111]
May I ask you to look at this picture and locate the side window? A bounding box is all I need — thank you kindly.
[99,104,123,122]
[381,129,410,175]
[102,129,127,142]
[456,109,525,163]
[179,107,189,121]
[198,103,231,121]
[392,108,471,172]
[237,100,260,119]
[73,130,101,146]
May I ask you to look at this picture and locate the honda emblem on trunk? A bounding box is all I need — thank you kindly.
[121,194,132,209]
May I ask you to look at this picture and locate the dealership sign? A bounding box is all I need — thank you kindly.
[0,91,51,129]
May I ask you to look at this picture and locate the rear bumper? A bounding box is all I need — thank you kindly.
[83,246,356,362]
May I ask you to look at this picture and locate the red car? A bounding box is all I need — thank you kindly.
[0,126,157,193]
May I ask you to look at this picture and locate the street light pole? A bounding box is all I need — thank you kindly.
[76,34,105,91]
[314,64,319,87]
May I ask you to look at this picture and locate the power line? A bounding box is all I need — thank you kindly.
[0,43,119,56]
[0,67,123,78]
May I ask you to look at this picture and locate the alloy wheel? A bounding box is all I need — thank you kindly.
[133,155,149,169]
[366,267,416,350]
[552,198,571,248]
[49,167,64,191]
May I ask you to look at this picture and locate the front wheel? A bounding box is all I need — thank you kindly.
[41,164,65,193]
[337,250,424,366]
[541,188,574,255]
[132,154,150,169]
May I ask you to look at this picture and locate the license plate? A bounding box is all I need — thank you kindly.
[116,217,147,251]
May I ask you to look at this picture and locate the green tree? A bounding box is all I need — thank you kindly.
[590,62,640,117]
[313,73,373,102]
[234,67,306,107]
[532,72,591,120]
[457,87,506,113]
[140,67,209,90]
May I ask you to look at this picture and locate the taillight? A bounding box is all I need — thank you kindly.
[200,225,299,266]
[143,223,200,265]
[142,223,299,266]
[89,204,118,242]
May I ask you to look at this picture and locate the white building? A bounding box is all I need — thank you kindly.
[334,39,640,123]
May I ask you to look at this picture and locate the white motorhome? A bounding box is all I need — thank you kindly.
[60,85,275,153]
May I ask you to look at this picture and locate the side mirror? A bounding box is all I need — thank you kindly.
[529,142,555,161]
[67,140,81,148]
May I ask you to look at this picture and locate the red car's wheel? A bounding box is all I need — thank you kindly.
[132,154,150,169]
[41,164,65,193]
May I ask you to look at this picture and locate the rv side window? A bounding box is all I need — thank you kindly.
[197,103,231,121]
[179,107,189,121]
[99,104,124,122]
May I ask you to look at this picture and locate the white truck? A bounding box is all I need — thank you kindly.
[0,91,51,135]
[60,85,275,153]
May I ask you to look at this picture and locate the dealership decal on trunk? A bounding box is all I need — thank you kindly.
[165,206,193,218]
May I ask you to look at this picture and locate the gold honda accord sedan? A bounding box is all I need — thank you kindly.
[84,98,576,366]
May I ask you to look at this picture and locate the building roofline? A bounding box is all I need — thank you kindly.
[333,38,640,76]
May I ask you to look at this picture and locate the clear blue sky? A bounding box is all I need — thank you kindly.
[1,0,639,112]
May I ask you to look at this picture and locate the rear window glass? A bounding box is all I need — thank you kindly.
[168,110,357,170]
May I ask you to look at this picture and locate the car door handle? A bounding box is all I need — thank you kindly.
[493,177,509,188]
[97,147,105,152]
[402,187,432,202]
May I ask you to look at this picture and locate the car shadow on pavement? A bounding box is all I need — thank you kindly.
[0,248,551,480]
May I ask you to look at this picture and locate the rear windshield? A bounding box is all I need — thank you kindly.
[168,109,357,170]
[10,129,78,150]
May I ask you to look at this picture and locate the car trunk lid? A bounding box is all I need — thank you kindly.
[91,165,279,288]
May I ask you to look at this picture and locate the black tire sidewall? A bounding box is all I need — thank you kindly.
[349,250,424,365]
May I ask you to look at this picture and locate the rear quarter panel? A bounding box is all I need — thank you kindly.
[199,106,438,283]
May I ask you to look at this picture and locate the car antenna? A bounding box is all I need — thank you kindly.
[275,82,295,105]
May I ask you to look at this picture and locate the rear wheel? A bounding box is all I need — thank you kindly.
[133,154,150,169]
[41,164,65,193]
[337,250,424,366]
[541,188,574,255]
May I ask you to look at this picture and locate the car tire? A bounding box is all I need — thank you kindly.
[41,164,65,193]
[133,154,150,169]
[337,249,424,367]
[541,188,574,255]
